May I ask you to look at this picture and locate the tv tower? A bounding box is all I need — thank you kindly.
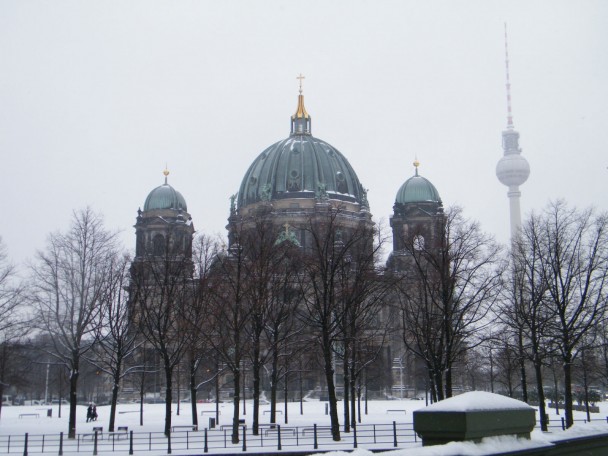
[496,24,530,239]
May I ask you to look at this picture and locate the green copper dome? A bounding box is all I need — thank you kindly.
[395,163,442,204]
[237,94,366,209]
[143,171,188,212]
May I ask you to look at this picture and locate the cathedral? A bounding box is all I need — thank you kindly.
[132,85,444,399]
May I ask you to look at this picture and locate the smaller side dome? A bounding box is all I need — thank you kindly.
[395,160,442,204]
[143,170,188,212]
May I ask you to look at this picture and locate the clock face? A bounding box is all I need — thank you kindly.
[413,235,425,251]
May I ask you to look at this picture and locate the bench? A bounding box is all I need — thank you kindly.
[19,413,40,418]
[219,424,247,431]
[107,429,128,440]
[171,425,197,432]
[262,410,282,415]
[386,409,407,414]
[262,426,296,436]
[257,423,278,432]
[301,426,332,436]
[107,426,129,439]
[81,427,103,440]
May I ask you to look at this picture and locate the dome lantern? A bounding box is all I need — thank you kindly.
[291,73,311,135]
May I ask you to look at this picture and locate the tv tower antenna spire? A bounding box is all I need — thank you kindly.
[504,23,514,130]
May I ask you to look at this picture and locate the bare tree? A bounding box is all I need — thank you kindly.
[537,201,608,428]
[90,253,140,431]
[296,206,376,441]
[31,208,118,438]
[236,213,305,435]
[0,238,22,334]
[489,330,520,397]
[203,227,252,444]
[185,233,218,429]
[263,268,303,425]
[334,227,391,430]
[396,206,503,400]
[130,231,195,437]
[0,238,24,417]
[500,212,555,431]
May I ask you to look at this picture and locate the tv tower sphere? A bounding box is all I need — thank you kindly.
[496,146,530,188]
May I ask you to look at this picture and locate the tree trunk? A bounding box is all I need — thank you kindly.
[563,353,574,428]
[582,350,591,423]
[68,365,79,439]
[342,352,350,433]
[445,366,453,398]
[231,368,241,444]
[270,345,279,424]
[533,358,548,431]
[139,362,145,426]
[434,370,444,401]
[350,370,356,427]
[518,330,528,403]
[552,367,560,415]
[109,369,120,432]
[252,350,261,435]
[215,361,220,423]
[356,381,362,423]
[190,357,198,428]
[283,374,288,424]
[164,365,173,437]
[322,335,341,441]
[428,368,437,403]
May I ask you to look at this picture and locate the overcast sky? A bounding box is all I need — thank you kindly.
[1,0,607,269]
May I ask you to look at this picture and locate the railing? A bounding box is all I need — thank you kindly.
[3,418,607,454]
[545,415,608,431]
[0,422,417,454]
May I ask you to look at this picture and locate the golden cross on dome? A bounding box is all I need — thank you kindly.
[283,222,290,234]
[296,73,305,94]
[413,157,420,176]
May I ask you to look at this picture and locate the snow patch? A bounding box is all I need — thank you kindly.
[421,391,532,412]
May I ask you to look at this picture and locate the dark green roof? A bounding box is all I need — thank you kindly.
[144,183,187,212]
[395,172,442,204]
[237,134,366,209]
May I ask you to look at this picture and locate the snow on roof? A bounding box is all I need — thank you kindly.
[420,391,533,413]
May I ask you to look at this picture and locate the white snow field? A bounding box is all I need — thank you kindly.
[0,396,606,455]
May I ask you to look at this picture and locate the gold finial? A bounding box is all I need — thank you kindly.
[297,73,305,95]
[292,74,310,120]
[163,166,169,184]
[284,222,290,234]
[413,158,420,176]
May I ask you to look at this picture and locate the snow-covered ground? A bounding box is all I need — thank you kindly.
[0,397,606,455]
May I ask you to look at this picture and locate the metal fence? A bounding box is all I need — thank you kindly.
[4,418,608,455]
[0,422,417,454]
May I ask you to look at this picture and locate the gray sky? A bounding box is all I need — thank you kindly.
[1,0,607,268]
